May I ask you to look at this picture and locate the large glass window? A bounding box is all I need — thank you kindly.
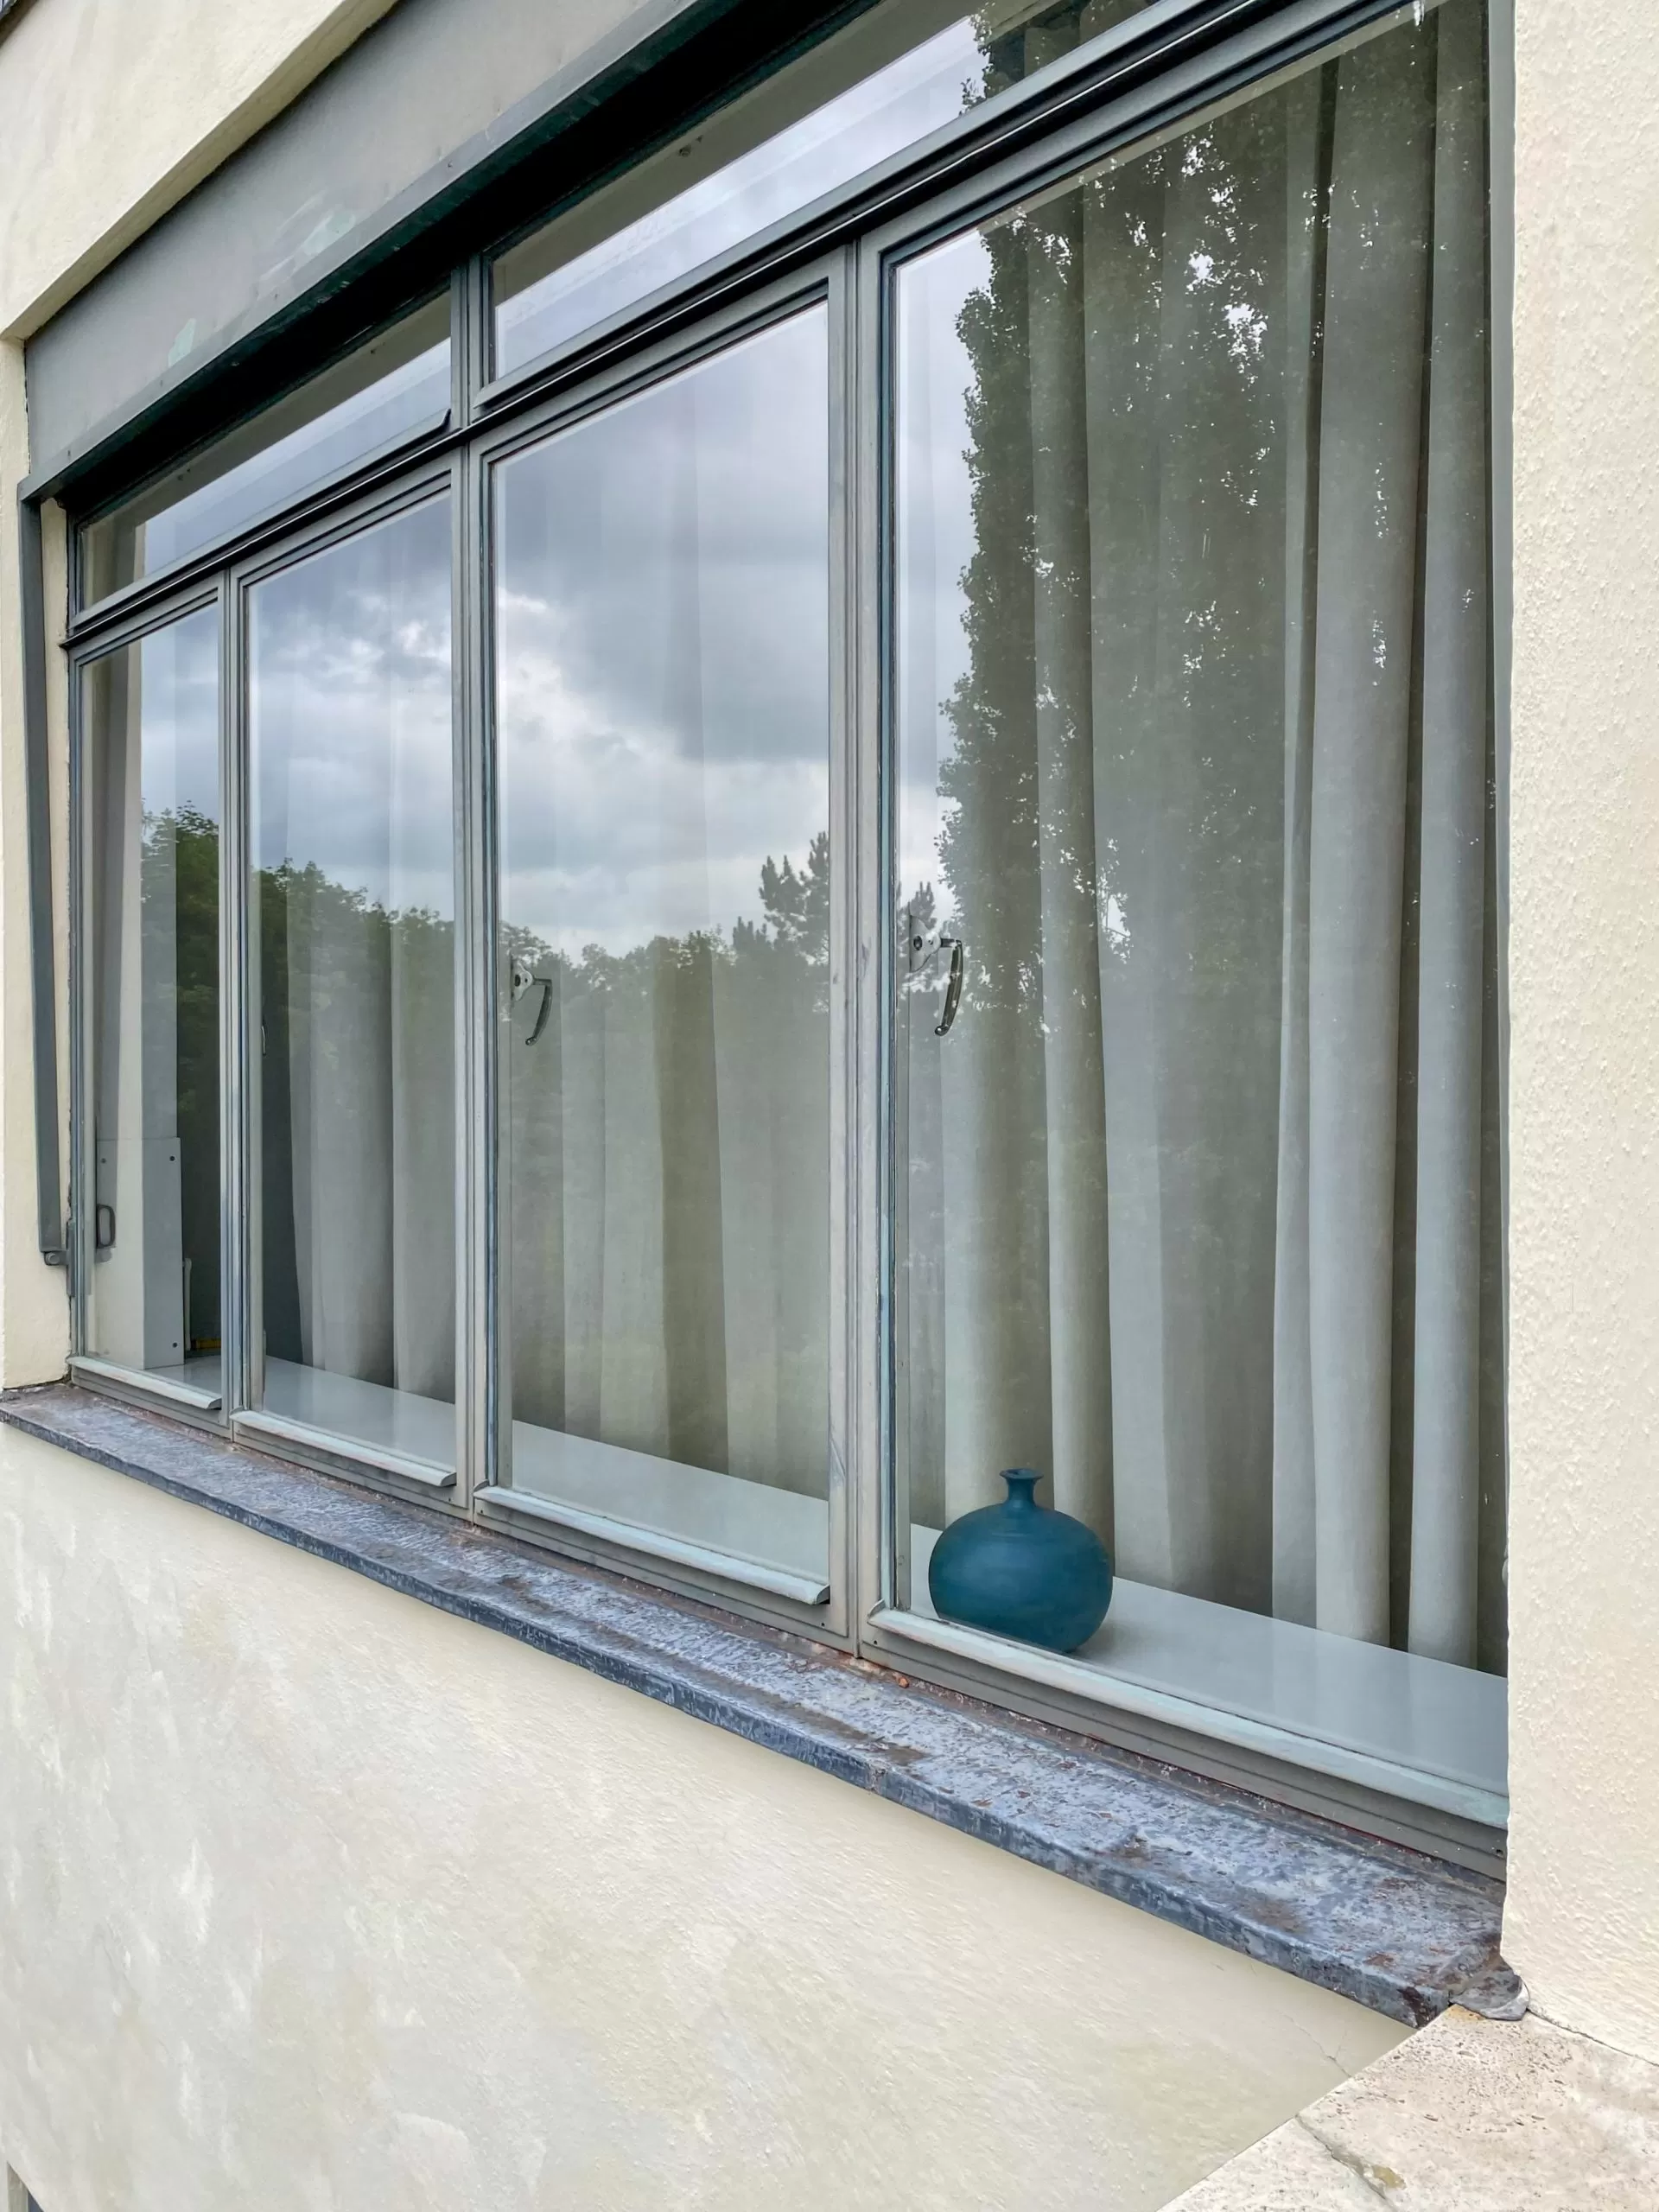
[62,0,1506,1837]
[493,307,833,1596]
[81,607,223,1400]
[248,495,457,1478]
[891,0,1503,1807]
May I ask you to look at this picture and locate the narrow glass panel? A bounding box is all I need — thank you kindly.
[82,303,450,607]
[83,607,222,1389]
[493,0,1149,376]
[495,308,830,1590]
[250,497,456,1472]
[893,0,1505,1801]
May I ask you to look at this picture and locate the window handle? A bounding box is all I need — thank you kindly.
[95,1200,116,1249]
[509,959,554,1046]
[935,937,964,1038]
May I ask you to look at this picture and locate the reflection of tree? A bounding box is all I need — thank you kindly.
[257,861,454,1378]
[142,803,219,1349]
[899,57,1298,1560]
[505,833,830,1493]
[251,832,830,1492]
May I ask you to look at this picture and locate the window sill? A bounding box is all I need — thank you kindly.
[0,1380,1521,2031]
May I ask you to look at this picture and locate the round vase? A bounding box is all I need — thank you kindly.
[927,1469,1113,1654]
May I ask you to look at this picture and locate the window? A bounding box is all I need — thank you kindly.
[77,607,223,1408]
[59,0,1505,1852]
[245,491,456,1480]
[488,306,835,1600]
[886,0,1503,1818]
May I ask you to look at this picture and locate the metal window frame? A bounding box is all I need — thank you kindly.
[24,0,1512,1855]
[227,459,472,1514]
[66,576,228,1429]
[466,257,854,1641]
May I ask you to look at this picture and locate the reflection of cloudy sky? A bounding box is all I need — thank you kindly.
[136,604,220,822]
[249,497,454,919]
[497,308,829,957]
[895,227,987,913]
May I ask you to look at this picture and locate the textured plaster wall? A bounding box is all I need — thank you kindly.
[0,0,400,340]
[0,342,68,1395]
[1501,0,1659,2064]
[0,1429,1402,2210]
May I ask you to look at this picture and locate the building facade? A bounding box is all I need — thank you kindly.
[1,0,1656,2204]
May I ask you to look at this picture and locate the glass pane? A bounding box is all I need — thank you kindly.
[250,497,456,1472]
[84,607,222,1389]
[493,0,1150,376]
[82,303,450,607]
[496,308,830,1591]
[893,0,1505,1800]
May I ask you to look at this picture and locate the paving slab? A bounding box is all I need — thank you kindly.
[1165,2006,1659,2209]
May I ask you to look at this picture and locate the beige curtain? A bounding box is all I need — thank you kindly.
[900,0,1505,1672]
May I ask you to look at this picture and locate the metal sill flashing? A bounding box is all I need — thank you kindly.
[476,1484,830,1606]
[68,1354,222,1413]
[0,1381,1521,2030]
[232,1407,456,1491]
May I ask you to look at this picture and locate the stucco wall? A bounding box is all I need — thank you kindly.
[0,0,400,340]
[1501,0,1659,2066]
[0,340,68,1395]
[0,1428,1402,2210]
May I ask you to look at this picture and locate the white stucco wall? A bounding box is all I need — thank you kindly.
[0,0,401,340]
[0,1428,1402,2210]
[1501,0,1659,2067]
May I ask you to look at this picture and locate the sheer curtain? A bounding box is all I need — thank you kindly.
[898,0,1505,1674]
[251,497,457,1437]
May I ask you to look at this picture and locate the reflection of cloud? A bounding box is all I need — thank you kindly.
[133,607,220,823]
[250,499,454,920]
[498,313,830,955]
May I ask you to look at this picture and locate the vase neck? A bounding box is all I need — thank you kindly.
[1001,1470,1040,1510]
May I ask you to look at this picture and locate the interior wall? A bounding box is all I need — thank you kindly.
[0,1429,1402,2211]
[1501,0,1659,2066]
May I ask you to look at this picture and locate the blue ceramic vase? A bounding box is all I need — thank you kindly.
[928,1470,1112,1654]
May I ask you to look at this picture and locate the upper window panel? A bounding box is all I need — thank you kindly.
[492,0,1151,378]
[80,302,450,609]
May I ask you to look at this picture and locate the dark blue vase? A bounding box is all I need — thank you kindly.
[928,1470,1112,1654]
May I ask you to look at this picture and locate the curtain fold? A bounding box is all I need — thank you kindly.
[899,0,1504,1671]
